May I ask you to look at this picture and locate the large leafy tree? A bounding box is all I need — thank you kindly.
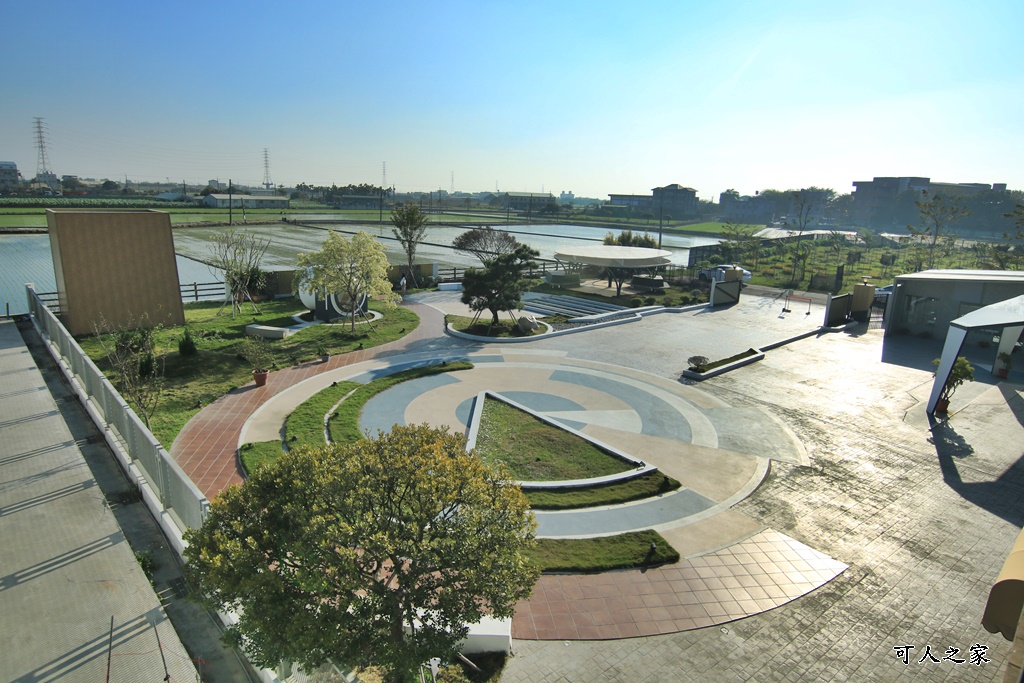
[908,190,970,269]
[460,244,539,326]
[185,425,539,683]
[390,203,429,287]
[451,226,520,265]
[293,231,399,332]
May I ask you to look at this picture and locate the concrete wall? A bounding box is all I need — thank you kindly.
[46,210,185,335]
[889,277,1024,340]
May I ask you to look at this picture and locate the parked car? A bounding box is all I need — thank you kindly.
[698,264,752,283]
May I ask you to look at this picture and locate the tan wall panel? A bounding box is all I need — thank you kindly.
[46,210,185,335]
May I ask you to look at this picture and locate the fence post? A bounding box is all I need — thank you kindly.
[193,282,198,302]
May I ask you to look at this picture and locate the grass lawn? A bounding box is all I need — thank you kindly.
[238,440,286,476]
[474,398,631,481]
[327,361,474,444]
[524,471,681,510]
[285,380,362,448]
[79,298,419,448]
[529,530,680,572]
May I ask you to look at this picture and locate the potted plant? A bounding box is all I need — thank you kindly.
[240,336,274,387]
[997,351,1013,379]
[932,356,974,413]
[316,342,330,364]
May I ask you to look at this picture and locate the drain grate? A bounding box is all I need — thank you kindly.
[105,489,141,507]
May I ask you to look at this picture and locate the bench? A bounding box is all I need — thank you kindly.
[245,324,293,340]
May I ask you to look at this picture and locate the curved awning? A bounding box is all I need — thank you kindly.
[553,245,672,269]
[983,527,1024,640]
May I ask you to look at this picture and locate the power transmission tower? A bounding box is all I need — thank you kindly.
[34,117,52,177]
[450,171,454,193]
[262,148,273,190]
[382,161,387,189]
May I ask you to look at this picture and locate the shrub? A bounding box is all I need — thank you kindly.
[644,296,656,306]
[687,355,709,371]
[178,327,198,356]
[629,297,643,308]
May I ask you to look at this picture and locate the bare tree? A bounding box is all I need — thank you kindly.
[94,315,164,430]
[208,229,271,317]
[451,226,521,265]
[908,191,970,270]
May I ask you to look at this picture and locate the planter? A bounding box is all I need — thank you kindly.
[321,355,331,364]
[253,370,269,387]
[997,368,1009,379]
[935,398,950,413]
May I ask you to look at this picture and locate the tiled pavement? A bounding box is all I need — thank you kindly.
[512,530,848,640]
[170,300,450,495]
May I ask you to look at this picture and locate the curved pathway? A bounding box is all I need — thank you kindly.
[170,301,454,495]
[170,294,847,641]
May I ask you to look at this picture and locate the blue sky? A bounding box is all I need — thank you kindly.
[2,0,1021,201]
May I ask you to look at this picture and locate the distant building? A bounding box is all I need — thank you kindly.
[0,162,20,192]
[502,192,554,212]
[35,171,61,192]
[559,190,575,205]
[719,190,777,223]
[608,184,700,219]
[201,194,289,209]
[852,177,1005,226]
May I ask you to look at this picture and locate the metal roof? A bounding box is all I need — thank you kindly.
[950,295,1024,330]
[896,269,1024,283]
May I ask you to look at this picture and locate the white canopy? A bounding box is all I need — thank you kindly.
[553,245,672,269]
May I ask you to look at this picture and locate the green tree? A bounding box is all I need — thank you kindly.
[100,179,120,192]
[293,231,399,332]
[184,425,539,683]
[391,203,429,287]
[603,230,658,248]
[908,191,971,269]
[460,244,539,326]
[451,226,521,265]
[719,222,755,264]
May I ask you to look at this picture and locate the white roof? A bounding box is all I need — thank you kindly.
[951,295,1024,330]
[553,245,672,268]
[897,269,1024,283]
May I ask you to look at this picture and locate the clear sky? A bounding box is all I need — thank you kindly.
[2,0,1021,201]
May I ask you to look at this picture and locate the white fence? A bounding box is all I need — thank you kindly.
[26,285,209,537]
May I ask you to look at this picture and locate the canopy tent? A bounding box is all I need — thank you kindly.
[928,295,1024,414]
[552,245,673,269]
[552,245,673,297]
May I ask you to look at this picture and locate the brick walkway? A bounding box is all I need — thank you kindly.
[170,301,447,496]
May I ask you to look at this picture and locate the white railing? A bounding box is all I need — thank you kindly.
[26,284,209,536]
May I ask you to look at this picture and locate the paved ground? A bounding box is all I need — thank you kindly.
[169,289,1024,681]
[0,319,199,682]
[499,321,1023,681]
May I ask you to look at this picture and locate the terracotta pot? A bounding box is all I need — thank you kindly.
[935,398,950,413]
[997,368,1009,379]
[253,370,269,387]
